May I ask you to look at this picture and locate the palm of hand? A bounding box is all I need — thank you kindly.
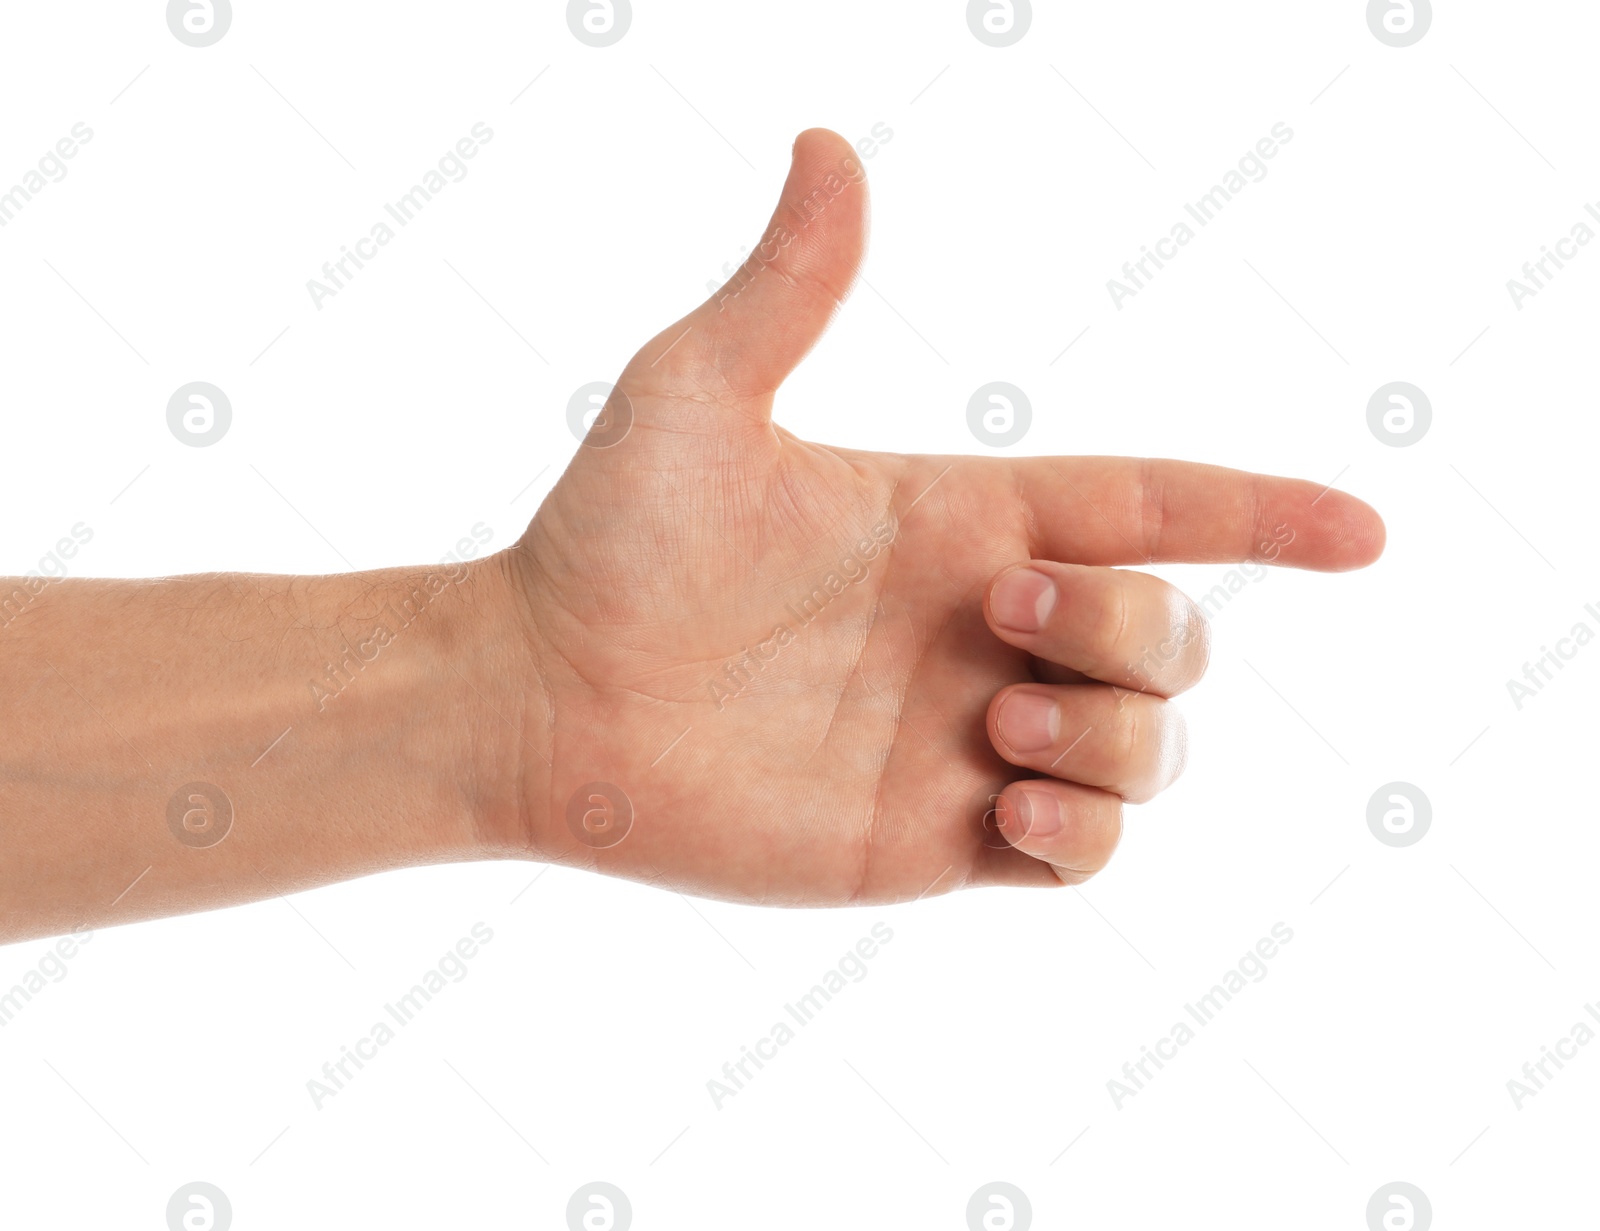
[502,130,1383,906]
[523,416,1054,903]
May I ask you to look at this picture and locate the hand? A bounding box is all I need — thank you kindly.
[490,129,1385,905]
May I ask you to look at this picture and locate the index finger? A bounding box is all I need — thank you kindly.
[1011,456,1385,571]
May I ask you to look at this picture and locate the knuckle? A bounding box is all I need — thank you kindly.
[1091,580,1132,662]
[1103,697,1143,775]
[1129,584,1210,694]
[1052,799,1123,885]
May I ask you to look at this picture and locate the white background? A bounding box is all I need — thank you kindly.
[1,2,1595,1227]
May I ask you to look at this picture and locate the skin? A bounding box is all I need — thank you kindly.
[0,130,1383,945]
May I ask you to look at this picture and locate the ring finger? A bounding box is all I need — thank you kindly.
[986,683,1187,803]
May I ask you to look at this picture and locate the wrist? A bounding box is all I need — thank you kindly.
[276,563,539,867]
[465,548,557,861]
[273,559,548,867]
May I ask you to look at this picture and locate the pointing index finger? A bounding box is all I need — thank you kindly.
[1017,456,1386,572]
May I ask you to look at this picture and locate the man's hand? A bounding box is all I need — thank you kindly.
[490,129,1385,905]
[0,129,1383,945]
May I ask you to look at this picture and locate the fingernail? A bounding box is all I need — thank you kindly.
[991,567,1056,633]
[998,691,1059,753]
[1016,786,1062,839]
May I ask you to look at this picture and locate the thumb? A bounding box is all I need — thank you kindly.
[627,128,869,410]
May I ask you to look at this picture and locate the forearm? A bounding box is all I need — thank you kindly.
[0,559,540,945]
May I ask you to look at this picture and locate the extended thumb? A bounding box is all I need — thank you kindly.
[632,128,869,407]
